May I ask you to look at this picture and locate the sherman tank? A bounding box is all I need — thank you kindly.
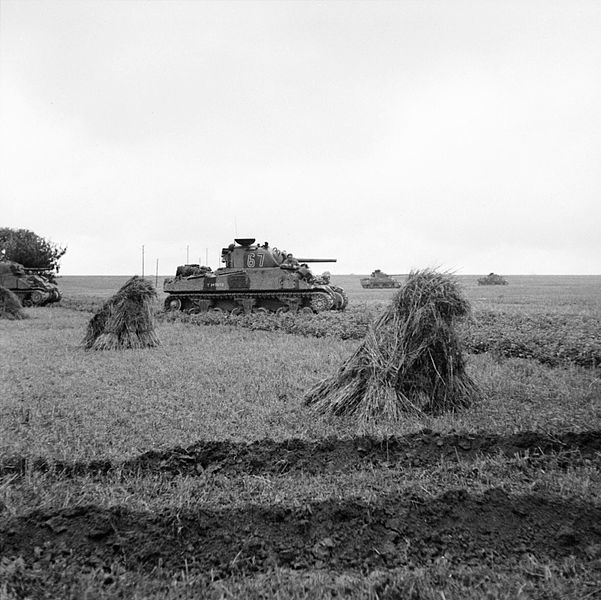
[164,238,347,313]
[360,269,401,289]
[0,260,61,306]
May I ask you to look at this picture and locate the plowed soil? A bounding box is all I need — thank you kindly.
[3,489,601,578]
[3,430,600,594]
[2,429,600,478]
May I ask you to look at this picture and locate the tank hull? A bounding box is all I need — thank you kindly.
[477,273,508,285]
[360,279,400,289]
[164,261,346,313]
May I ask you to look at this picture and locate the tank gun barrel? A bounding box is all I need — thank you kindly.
[295,258,337,263]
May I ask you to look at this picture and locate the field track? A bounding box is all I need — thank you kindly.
[3,488,600,578]
[2,430,600,478]
[2,430,600,591]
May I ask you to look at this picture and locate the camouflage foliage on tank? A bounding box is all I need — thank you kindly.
[0,260,61,306]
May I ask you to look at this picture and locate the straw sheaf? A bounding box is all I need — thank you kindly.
[0,285,27,320]
[83,276,160,350]
[304,269,478,421]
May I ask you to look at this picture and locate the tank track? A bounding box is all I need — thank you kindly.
[12,289,55,307]
[164,289,343,314]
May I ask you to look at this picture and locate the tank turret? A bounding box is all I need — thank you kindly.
[0,260,61,306]
[164,238,347,314]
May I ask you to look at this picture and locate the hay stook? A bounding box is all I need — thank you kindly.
[0,285,27,320]
[304,269,478,421]
[83,276,160,350]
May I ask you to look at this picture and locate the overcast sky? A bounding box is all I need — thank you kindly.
[1,0,599,276]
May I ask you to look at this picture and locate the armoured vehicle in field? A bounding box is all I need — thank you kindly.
[360,269,401,289]
[164,238,347,313]
[478,273,508,286]
[0,260,61,306]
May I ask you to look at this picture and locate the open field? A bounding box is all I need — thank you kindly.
[1,275,601,598]
[58,273,601,314]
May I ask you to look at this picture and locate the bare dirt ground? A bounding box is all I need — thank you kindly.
[2,430,599,478]
[2,431,601,589]
[2,483,600,580]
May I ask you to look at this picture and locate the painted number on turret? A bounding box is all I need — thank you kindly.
[246,253,265,268]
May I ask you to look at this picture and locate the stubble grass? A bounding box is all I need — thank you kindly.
[1,309,599,463]
[1,275,601,599]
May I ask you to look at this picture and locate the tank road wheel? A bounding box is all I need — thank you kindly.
[334,290,349,310]
[329,286,348,310]
[214,300,237,313]
[340,291,349,310]
[165,297,182,311]
[300,306,314,315]
[332,291,344,310]
[253,307,269,314]
[275,306,289,315]
[310,292,334,313]
[30,291,45,306]
[231,307,244,316]
[210,307,224,313]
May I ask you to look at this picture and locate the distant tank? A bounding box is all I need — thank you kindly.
[360,270,401,289]
[478,273,508,286]
[164,238,348,313]
[0,260,61,306]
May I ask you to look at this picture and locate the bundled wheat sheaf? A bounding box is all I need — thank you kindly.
[83,276,160,350]
[0,285,27,320]
[304,269,478,421]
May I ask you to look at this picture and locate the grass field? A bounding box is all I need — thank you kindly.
[1,274,600,599]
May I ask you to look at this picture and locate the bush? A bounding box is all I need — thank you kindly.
[159,307,375,340]
[161,306,601,369]
[0,228,66,281]
[460,311,601,368]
